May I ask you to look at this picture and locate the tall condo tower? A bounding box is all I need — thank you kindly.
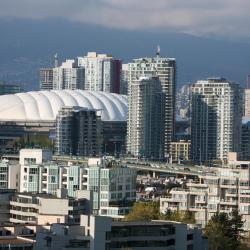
[76,52,121,93]
[191,78,243,164]
[127,76,164,159]
[40,68,53,90]
[127,50,176,158]
[39,54,58,90]
[55,106,102,156]
[53,60,85,90]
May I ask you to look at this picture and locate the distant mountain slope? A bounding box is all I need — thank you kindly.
[0,18,250,90]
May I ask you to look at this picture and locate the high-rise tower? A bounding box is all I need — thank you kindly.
[55,106,102,156]
[191,78,243,164]
[127,51,176,159]
[53,60,85,90]
[127,76,164,159]
[76,52,121,93]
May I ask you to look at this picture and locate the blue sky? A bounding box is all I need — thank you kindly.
[0,0,250,41]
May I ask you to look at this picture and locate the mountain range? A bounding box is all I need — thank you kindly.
[0,18,250,90]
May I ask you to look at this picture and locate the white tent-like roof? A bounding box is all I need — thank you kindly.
[0,90,127,122]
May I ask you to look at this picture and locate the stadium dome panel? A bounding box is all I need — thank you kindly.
[0,90,128,122]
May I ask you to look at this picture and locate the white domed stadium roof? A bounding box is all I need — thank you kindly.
[0,90,127,122]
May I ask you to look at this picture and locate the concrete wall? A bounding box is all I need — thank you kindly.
[39,198,69,215]
[19,149,52,165]
[37,215,67,225]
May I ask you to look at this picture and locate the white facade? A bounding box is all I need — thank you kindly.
[85,161,137,218]
[191,78,242,164]
[127,76,164,159]
[19,161,88,196]
[76,52,121,93]
[128,55,176,157]
[53,59,85,90]
[121,63,128,94]
[0,160,19,189]
[19,149,52,193]
[19,149,52,165]
[0,90,127,122]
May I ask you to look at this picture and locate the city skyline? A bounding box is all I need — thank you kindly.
[0,1,250,248]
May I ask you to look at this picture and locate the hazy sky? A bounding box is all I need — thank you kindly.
[0,0,249,41]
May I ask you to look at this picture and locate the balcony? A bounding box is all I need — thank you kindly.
[226,191,238,197]
[220,199,238,206]
[195,199,206,204]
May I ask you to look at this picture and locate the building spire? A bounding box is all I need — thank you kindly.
[54,53,58,68]
[156,45,160,57]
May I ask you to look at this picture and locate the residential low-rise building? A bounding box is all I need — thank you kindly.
[160,159,250,230]
[0,159,19,189]
[0,189,16,223]
[84,158,137,218]
[0,224,37,250]
[9,191,91,225]
[35,214,208,250]
[19,161,88,197]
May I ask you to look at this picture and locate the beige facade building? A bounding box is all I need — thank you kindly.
[9,192,91,225]
[170,140,191,163]
[160,160,250,230]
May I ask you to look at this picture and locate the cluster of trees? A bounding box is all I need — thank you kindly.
[204,209,249,250]
[124,202,249,250]
[124,202,160,221]
[124,202,195,224]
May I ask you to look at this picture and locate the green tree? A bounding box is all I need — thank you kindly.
[124,202,160,221]
[205,209,246,250]
[161,209,196,224]
[125,204,196,224]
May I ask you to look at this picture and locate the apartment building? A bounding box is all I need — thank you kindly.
[244,88,250,118]
[191,78,243,164]
[241,119,250,160]
[120,63,128,94]
[127,76,164,159]
[76,52,121,93]
[9,191,91,225]
[55,106,102,157]
[170,140,191,163]
[84,159,137,218]
[35,214,208,250]
[40,68,53,90]
[128,52,176,158]
[53,59,85,90]
[0,189,16,223]
[19,149,52,193]
[0,159,19,189]
[19,159,90,197]
[160,160,250,230]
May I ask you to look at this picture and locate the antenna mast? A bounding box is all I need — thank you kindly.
[54,53,58,68]
[156,45,160,57]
